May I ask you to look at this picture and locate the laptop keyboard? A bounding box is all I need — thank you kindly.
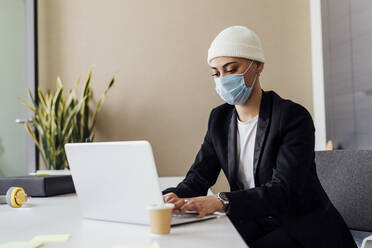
[173,212,199,218]
[171,210,220,226]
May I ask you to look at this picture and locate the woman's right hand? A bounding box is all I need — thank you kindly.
[163,192,186,209]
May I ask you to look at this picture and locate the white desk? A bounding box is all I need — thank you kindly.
[0,194,247,247]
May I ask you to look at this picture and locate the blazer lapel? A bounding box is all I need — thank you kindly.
[227,108,242,190]
[227,90,272,190]
[253,90,272,184]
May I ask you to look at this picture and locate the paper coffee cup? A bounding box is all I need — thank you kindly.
[146,203,174,235]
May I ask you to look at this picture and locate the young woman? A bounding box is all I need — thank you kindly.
[162,26,356,248]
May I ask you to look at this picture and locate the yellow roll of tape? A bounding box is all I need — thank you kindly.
[7,187,28,208]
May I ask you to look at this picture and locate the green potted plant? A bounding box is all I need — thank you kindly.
[22,70,115,173]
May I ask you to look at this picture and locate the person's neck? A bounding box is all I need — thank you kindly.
[235,82,262,122]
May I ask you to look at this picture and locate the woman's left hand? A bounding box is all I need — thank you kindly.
[180,195,224,218]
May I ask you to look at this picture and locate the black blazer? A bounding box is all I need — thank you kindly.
[162,90,356,247]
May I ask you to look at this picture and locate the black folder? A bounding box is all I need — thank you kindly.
[0,175,75,197]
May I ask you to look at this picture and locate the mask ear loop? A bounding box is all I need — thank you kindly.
[242,61,254,75]
[250,73,258,89]
[252,64,262,88]
[243,61,258,88]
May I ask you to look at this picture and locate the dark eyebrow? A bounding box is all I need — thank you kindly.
[210,62,238,70]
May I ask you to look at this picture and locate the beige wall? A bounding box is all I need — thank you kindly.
[38,0,312,193]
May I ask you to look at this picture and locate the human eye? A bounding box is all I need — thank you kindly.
[226,68,237,74]
[211,71,220,77]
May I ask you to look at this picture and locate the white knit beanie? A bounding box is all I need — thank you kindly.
[207,26,265,65]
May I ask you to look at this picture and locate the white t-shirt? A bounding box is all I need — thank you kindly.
[236,114,258,190]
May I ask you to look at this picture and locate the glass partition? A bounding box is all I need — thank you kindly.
[0,0,36,177]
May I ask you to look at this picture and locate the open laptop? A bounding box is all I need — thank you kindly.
[64,140,219,226]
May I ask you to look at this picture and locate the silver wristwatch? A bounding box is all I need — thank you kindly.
[216,192,230,213]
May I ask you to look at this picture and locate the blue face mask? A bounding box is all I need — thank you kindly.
[214,61,258,105]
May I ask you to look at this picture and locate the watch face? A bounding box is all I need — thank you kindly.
[219,192,228,201]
